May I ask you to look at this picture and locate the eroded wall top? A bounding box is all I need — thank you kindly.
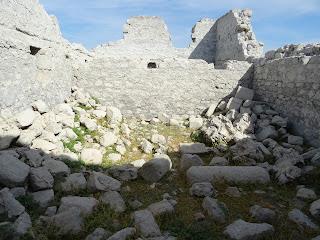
[0,0,63,43]
[94,16,177,58]
[215,9,263,63]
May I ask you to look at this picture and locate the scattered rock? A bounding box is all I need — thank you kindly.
[30,189,54,208]
[86,228,111,240]
[296,187,317,201]
[202,197,228,223]
[100,132,118,147]
[81,148,103,165]
[30,167,54,191]
[87,171,121,192]
[310,199,320,219]
[224,219,275,240]
[180,143,209,154]
[189,116,203,130]
[58,196,98,216]
[107,227,136,240]
[225,187,241,198]
[147,200,174,216]
[16,108,37,127]
[133,209,161,238]
[209,156,229,166]
[43,159,70,177]
[139,155,172,182]
[100,191,126,213]
[43,207,83,235]
[190,182,215,197]
[288,208,319,231]
[13,212,32,236]
[0,188,25,219]
[0,154,30,187]
[140,139,154,154]
[32,100,49,114]
[109,165,138,181]
[60,173,87,192]
[250,205,276,223]
[187,166,270,184]
[180,154,203,171]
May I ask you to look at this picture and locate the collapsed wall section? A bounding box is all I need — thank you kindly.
[253,54,320,146]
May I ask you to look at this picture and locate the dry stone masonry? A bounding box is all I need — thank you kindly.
[0,0,320,239]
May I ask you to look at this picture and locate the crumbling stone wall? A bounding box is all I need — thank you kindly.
[214,10,263,64]
[253,54,320,146]
[94,16,177,58]
[187,18,217,63]
[75,58,252,118]
[0,0,91,114]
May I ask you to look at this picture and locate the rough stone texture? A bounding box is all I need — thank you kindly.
[76,57,251,117]
[190,182,215,197]
[60,173,87,192]
[253,55,320,146]
[30,189,54,208]
[133,209,162,238]
[288,208,319,231]
[187,166,270,184]
[43,207,84,235]
[29,167,54,190]
[87,171,121,192]
[202,197,228,223]
[107,227,136,240]
[86,228,111,240]
[0,154,30,187]
[214,9,263,64]
[224,219,275,240]
[0,188,25,219]
[0,0,90,113]
[187,18,217,63]
[147,200,174,217]
[180,154,204,171]
[13,212,32,236]
[139,155,172,182]
[100,191,126,213]
[58,196,98,216]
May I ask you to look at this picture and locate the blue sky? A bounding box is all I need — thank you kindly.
[39,0,320,51]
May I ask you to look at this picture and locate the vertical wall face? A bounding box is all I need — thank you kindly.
[253,55,320,146]
[0,0,76,113]
[188,18,217,63]
[75,58,252,117]
[215,10,263,64]
[94,16,177,58]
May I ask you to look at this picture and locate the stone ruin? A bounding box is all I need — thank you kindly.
[1,0,320,239]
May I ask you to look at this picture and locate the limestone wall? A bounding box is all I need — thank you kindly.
[75,58,252,118]
[94,16,177,58]
[253,55,320,146]
[0,0,91,114]
[215,10,263,64]
[187,18,217,63]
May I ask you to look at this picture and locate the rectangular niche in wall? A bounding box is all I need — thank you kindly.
[30,46,41,56]
[147,62,158,69]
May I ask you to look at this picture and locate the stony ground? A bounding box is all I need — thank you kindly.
[1,87,320,240]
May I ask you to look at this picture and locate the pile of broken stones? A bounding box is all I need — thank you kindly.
[0,86,320,239]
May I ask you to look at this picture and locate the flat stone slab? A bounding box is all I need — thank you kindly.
[186,166,270,184]
[180,143,210,154]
